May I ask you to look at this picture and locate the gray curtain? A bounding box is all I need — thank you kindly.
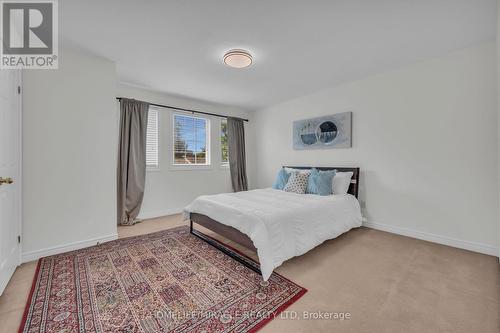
[117,99,149,225]
[227,117,248,192]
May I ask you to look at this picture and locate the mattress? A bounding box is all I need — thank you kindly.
[184,188,362,280]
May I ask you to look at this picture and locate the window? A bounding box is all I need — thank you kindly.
[146,107,159,169]
[221,119,229,166]
[173,114,210,165]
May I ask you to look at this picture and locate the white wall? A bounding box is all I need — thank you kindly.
[255,42,498,255]
[22,45,118,260]
[497,0,500,259]
[116,83,255,219]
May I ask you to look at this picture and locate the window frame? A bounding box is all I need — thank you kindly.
[220,118,229,168]
[146,107,160,171]
[171,113,211,169]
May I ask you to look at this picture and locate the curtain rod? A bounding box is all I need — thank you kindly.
[116,97,249,122]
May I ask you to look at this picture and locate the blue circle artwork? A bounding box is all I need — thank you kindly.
[316,121,337,144]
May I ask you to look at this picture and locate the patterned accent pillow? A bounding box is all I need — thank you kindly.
[283,172,310,194]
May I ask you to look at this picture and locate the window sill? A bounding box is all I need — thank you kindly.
[170,164,213,171]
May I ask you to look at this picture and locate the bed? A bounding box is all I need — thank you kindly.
[184,166,362,280]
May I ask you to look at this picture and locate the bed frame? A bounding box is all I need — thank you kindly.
[189,166,360,275]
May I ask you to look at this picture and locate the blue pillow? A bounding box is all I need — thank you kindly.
[306,168,320,194]
[307,168,336,195]
[272,168,291,190]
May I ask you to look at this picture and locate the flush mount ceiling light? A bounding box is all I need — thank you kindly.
[223,49,253,68]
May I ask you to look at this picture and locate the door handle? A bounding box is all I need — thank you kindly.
[0,177,13,185]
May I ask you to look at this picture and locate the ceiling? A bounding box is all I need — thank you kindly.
[60,0,497,110]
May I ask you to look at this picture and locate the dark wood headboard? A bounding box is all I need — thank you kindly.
[283,166,360,198]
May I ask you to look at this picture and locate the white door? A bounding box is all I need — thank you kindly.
[0,69,21,296]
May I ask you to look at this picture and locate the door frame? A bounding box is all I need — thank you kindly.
[17,70,23,266]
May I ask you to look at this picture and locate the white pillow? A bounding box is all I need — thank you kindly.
[332,171,354,195]
[284,167,311,175]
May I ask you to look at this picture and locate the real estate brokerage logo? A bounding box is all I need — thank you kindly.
[1,0,58,69]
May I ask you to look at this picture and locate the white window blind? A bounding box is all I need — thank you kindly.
[173,114,210,165]
[146,108,159,168]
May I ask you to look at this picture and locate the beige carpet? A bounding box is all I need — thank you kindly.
[1,214,499,333]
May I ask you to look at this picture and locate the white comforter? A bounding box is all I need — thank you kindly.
[183,188,362,281]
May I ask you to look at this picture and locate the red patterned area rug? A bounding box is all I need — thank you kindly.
[19,226,306,333]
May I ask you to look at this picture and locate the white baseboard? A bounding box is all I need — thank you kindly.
[21,208,183,264]
[21,233,118,263]
[138,207,184,220]
[363,221,498,257]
